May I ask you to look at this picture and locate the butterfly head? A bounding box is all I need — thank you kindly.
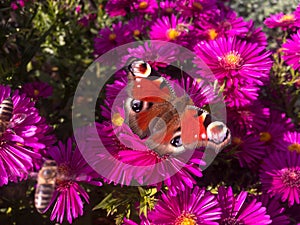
[128,60,152,78]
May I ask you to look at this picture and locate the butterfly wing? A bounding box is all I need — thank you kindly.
[181,106,231,153]
[125,60,176,139]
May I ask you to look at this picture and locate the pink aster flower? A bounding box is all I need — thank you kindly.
[217,186,271,224]
[148,187,221,224]
[94,22,133,56]
[105,0,131,17]
[194,10,248,41]
[228,125,267,168]
[227,101,270,132]
[21,81,53,100]
[259,194,290,225]
[194,37,272,107]
[122,42,179,69]
[282,30,300,71]
[10,0,29,10]
[264,12,300,30]
[260,150,300,207]
[89,122,205,193]
[131,0,158,15]
[258,109,295,154]
[159,0,177,15]
[243,20,268,47]
[0,85,55,186]
[280,131,300,154]
[127,16,149,39]
[46,138,102,224]
[149,14,191,47]
[176,0,218,20]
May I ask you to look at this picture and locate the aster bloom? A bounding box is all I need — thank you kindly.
[194,10,248,41]
[94,22,133,56]
[282,30,300,70]
[260,150,300,207]
[264,12,300,30]
[227,101,270,132]
[194,37,272,107]
[47,138,102,224]
[105,0,131,17]
[127,16,149,39]
[176,0,218,20]
[217,186,271,224]
[259,194,290,225]
[229,125,267,168]
[258,110,294,154]
[122,42,179,69]
[148,186,221,224]
[21,81,53,100]
[149,14,191,47]
[177,74,217,107]
[131,0,158,15]
[91,122,205,193]
[0,85,55,186]
[11,0,29,10]
[243,20,268,47]
[281,131,300,153]
[159,0,177,15]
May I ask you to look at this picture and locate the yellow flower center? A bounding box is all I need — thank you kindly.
[259,132,272,142]
[133,29,141,37]
[111,113,124,127]
[167,28,180,40]
[288,143,300,153]
[232,137,243,145]
[280,14,295,23]
[219,51,242,70]
[175,212,197,225]
[109,33,117,41]
[165,7,173,13]
[34,89,40,96]
[208,29,218,40]
[192,2,203,11]
[139,1,148,9]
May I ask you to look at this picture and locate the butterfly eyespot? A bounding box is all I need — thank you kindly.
[170,136,183,147]
[129,60,151,78]
[131,99,144,113]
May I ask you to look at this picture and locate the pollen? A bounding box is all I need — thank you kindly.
[167,28,180,40]
[232,136,243,145]
[219,51,243,70]
[208,29,218,40]
[282,169,300,188]
[175,212,197,225]
[165,7,173,13]
[34,89,40,96]
[133,29,141,36]
[111,113,124,127]
[259,132,272,142]
[280,14,295,23]
[288,143,300,153]
[192,2,203,11]
[109,33,117,41]
[139,1,148,9]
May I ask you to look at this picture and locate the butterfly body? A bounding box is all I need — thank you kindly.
[124,60,231,156]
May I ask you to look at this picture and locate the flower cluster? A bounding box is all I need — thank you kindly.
[92,0,300,224]
[2,0,300,224]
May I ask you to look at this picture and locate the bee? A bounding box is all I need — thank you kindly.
[35,160,58,214]
[0,97,13,137]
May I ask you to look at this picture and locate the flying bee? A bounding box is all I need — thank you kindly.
[0,97,13,137]
[35,160,58,214]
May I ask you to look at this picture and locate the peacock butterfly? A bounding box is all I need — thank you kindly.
[124,60,231,156]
